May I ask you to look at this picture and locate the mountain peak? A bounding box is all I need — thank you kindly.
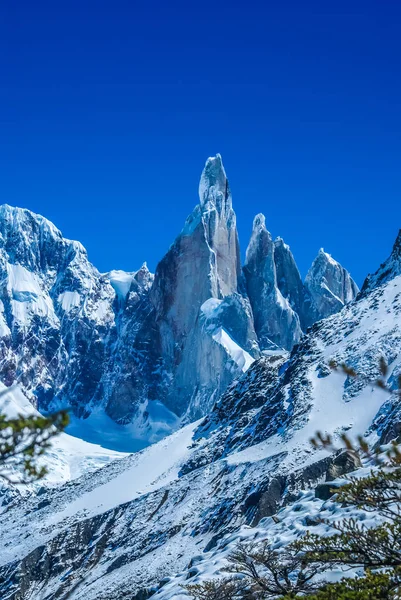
[392,229,401,259]
[314,248,340,267]
[305,248,359,321]
[252,213,266,230]
[198,154,230,210]
[361,228,401,294]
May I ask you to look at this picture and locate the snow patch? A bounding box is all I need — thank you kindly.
[213,327,254,372]
[200,297,223,318]
[107,270,134,299]
[58,290,81,312]
[7,263,57,326]
[0,384,125,485]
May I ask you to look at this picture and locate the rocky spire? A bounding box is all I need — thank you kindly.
[244,214,302,351]
[273,237,308,329]
[151,154,241,332]
[304,248,359,325]
[197,154,240,297]
[198,153,230,209]
[361,229,401,295]
[150,155,253,419]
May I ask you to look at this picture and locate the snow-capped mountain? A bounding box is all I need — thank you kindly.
[0,224,399,599]
[0,155,357,448]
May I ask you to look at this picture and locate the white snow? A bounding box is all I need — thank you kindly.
[213,327,254,372]
[200,297,223,318]
[107,270,134,299]
[7,263,57,326]
[50,419,201,523]
[155,484,379,600]
[57,290,81,312]
[0,384,125,485]
[66,400,181,453]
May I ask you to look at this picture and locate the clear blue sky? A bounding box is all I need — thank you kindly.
[1,1,400,286]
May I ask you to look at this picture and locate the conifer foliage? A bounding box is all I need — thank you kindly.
[0,387,69,483]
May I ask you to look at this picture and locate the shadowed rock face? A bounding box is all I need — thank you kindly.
[0,157,258,438]
[274,238,305,314]
[243,214,302,351]
[243,214,359,350]
[149,155,257,420]
[361,229,401,295]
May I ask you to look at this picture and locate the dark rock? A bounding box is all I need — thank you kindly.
[131,588,156,600]
[304,515,322,526]
[326,450,361,482]
[315,481,343,501]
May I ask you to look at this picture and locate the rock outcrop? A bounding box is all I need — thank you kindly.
[243,214,302,350]
[304,248,359,327]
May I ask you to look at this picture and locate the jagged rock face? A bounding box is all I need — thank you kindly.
[0,205,118,413]
[243,214,302,351]
[304,248,359,327]
[273,237,311,330]
[151,154,241,334]
[244,217,359,349]
[243,211,359,349]
[0,204,161,433]
[150,155,258,420]
[0,156,360,443]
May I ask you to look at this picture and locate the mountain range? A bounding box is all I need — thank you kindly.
[0,155,399,599]
[0,155,358,448]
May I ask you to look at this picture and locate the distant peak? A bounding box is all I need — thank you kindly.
[136,261,153,278]
[135,261,154,287]
[205,153,223,170]
[315,248,338,266]
[203,154,226,179]
[0,203,63,239]
[252,213,266,230]
[198,154,229,207]
[392,229,401,258]
[361,228,401,295]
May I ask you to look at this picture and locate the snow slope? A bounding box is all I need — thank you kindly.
[0,384,126,485]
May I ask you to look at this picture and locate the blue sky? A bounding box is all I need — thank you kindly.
[1,1,400,286]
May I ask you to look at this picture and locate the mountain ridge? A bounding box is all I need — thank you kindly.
[0,155,358,449]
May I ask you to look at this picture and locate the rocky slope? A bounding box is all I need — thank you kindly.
[0,228,399,600]
[0,156,357,447]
